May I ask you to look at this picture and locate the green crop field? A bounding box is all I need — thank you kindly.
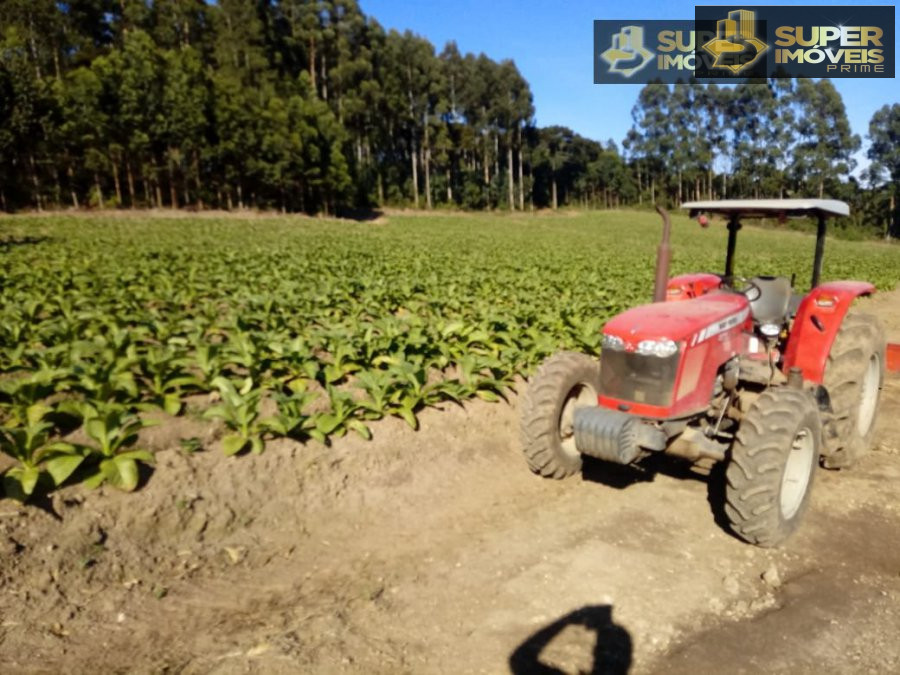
[1,210,898,499]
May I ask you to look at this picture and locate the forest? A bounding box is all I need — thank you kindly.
[0,1,897,234]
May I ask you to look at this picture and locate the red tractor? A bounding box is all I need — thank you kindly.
[521,200,886,546]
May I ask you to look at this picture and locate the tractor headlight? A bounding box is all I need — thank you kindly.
[636,338,679,358]
[759,323,781,338]
[602,334,625,351]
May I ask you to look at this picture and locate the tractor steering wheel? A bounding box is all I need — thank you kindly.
[732,276,762,303]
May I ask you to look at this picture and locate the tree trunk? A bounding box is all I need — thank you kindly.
[52,165,62,207]
[226,188,233,211]
[126,160,136,208]
[888,192,896,239]
[493,134,500,187]
[141,166,151,206]
[0,189,6,212]
[153,169,163,208]
[94,173,104,209]
[818,179,824,199]
[67,164,79,208]
[423,117,432,209]
[110,155,122,206]
[552,176,558,210]
[410,138,419,208]
[517,142,524,211]
[237,182,244,209]
[637,163,643,205]
[168,149,178,208]
[446,167,452,203]
[677,168,682,204]
[483,141,490,187]
[722,172,727,199]
[507,142,514,210]
[193,150,203,208]
[28,153,42,212]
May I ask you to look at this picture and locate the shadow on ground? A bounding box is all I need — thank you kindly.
[509,604,632,674]
[581,454,739,542]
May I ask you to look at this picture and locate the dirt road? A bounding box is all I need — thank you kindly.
[1,297,899,674]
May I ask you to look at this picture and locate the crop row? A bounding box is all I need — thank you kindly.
[1,212,897,499]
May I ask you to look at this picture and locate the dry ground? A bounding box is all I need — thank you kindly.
[1,294,899,674]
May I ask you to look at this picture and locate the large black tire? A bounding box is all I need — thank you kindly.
[520,351,602,479]
[821,310,886,469]
[725,388,821,547]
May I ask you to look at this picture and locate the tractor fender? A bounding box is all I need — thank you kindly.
[782,281,876,384]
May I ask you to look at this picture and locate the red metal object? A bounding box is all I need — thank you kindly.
[781,280,876,384]
[666,273,723,301]
[599,293,750,418]
[887,343,900,373]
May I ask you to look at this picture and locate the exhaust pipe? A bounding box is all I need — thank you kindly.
[653,205,671,303]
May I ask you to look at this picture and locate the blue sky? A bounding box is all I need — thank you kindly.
[360,0,898,175]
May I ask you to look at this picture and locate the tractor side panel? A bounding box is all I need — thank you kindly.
[782,281,876,383]
[666,273,722,302]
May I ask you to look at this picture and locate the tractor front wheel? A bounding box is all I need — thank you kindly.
[821,310,885,469]
[725,388,821,547]
[520,351,602,479]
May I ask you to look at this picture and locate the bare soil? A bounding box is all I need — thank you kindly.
[2,295,900,674]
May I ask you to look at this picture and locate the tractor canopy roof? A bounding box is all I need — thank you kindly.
[681,199,849,219]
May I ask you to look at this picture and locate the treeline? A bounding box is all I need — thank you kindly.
[0,2,896,233]
[0,0,630,214]
[626,82,898,235]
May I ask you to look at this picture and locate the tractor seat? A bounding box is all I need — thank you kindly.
[746,276,792,325]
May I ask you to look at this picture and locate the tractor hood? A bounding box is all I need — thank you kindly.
[604,292,750,347]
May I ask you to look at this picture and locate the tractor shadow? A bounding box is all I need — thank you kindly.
[509,604,632,675]
[581,454,737,541]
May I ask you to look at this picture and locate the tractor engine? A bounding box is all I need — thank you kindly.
[573,291,751,465]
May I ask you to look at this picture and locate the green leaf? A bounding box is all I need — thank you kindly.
[26,402,51,427]
[315,414,342,435]
[475,389,500,402]
[116,449,155,463]
[102,456,140,492]
[45,454,86,486]
[397,406,418,430]
[19,465,41,496]
[347,420,372,440]
[82,470,106,490]
[221,433,247,456]
[163,393,182,416]
[249,436,265,455]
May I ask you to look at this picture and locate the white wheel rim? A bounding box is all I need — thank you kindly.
[559,384,597,456]
[857,355,880,437]
[780,426,815,520]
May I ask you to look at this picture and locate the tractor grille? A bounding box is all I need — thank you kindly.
[600,350,679,407]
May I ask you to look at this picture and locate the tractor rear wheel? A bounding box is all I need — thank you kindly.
[821,310,885,469]
[520,351,601,479]
[725,388,821,547]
